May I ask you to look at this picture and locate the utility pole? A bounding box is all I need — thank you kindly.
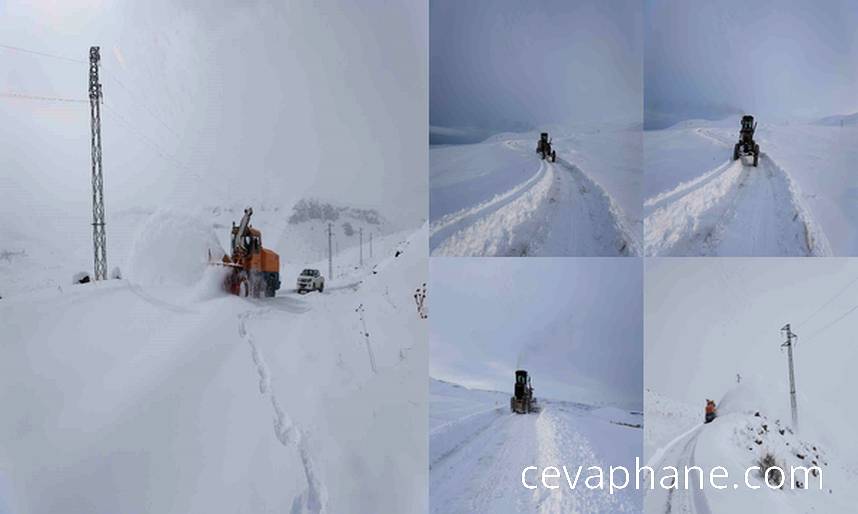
[89,46,108,280]
[781,324,799,430]
[359,227,363,266]
[369,232,373,259]
[327,222,333,279]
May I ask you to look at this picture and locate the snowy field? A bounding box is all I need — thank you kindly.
[644,117,858,256]
[429,379,642,514]
[429,127,641,257]
[646,259,858,513]
[0,208,428,513]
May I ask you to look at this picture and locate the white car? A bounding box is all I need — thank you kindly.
[296,268,325,293]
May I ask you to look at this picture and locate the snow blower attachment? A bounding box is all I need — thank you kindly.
[536,132,557,162]
[733,115,760,167]
[510,369,540,414]
[704,399,717,424]
[218,207,281,297]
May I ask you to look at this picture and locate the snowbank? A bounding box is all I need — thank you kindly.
[717,377,791,420]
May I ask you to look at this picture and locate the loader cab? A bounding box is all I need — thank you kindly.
[741,115,755,133]
[514,369,530,399]
[539,132,549,142]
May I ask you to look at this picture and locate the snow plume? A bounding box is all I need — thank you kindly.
[126,208,224,287]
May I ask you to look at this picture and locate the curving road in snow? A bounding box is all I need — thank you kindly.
[645,154,830,257]
[644,424,711,514]
[430,136,639,257]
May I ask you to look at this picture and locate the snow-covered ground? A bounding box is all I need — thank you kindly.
[429,127,641,257]
[646,259,858,513]
[644,385,858,514]
[645,118,858,256]
[0,209,428,513]
[429,379,642,514]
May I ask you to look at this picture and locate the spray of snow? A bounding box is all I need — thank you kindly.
[125,208,224,287]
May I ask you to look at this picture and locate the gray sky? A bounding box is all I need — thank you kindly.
[431,258,643,410]
[430,0,642,143]
[645,0,858,128]
[647,258,858,430]
[0,0,427,223]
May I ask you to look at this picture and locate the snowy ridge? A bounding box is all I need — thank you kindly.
[430,159,552,255]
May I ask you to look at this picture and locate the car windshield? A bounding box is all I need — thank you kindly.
[301,269,316,276]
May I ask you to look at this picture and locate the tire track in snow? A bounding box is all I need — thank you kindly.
[431,153,637,256]
[540,158,638,256]
[238,311,327,514]
[645,155,829,256]
[659,429,711,514]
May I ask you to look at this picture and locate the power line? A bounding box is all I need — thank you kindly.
[802,300,858,344]
[796,273,858,329]
[102,102,199,178]
[0,43,85,63]
[1,91,87,103]
[102,71,180,138]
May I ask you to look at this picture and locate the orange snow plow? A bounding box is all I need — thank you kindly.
[213,207,281,297]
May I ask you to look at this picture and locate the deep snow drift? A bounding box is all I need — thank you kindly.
[644,118,858,256]
[430,127,641,257]
[0,208,428,513]
[430,379,642,514]
[645,384,858,514]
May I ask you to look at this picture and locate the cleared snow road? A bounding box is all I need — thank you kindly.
[430,138,636,256]
[645,155,829,256]
[644,424,711,514]
[430,406,638,514]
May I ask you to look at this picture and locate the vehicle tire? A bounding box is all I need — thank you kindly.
[753,148,759,167]
[733,143,740,161]
[319,282,324,293]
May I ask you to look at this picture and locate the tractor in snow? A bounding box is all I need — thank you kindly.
[510,369,540,414]
[218,207,281,297]
[733,115,760,167]
[536,132,557,162]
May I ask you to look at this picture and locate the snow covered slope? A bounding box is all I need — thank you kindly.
[429,378,642,513]
[645,382,858,514]
[645,118,858,255]
[430,128,641,257]
[0,215,428,513]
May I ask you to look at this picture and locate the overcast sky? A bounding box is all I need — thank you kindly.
[645,0,858,128]
[430,0,642,143]
[0,0,427,223]
[647,258,858,437]
[431,258,643,410]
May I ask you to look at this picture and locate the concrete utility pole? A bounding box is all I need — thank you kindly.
[781,323,799,430]
[89,46,108,280]
[359,227,363,266]
[369,232,373,258]
[327,222,333,279]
